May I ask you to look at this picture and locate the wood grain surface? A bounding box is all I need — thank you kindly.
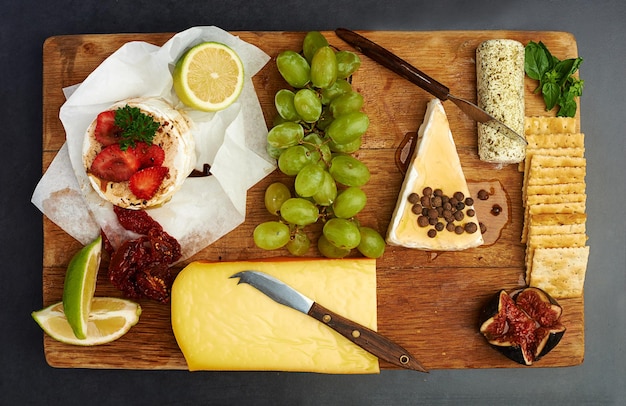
[40,30,584,370]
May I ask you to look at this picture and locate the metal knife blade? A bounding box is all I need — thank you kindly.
[230,270,427,372]
[335,28,527,145]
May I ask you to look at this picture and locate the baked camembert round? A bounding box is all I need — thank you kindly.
[83,97,196,209]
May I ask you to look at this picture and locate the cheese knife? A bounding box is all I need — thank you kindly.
[335,28,527,145]
[230,270,427,372]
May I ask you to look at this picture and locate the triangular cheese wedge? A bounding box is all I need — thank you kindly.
[386,98,483,251]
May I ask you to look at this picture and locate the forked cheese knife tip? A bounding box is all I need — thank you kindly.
[230,270,428,373]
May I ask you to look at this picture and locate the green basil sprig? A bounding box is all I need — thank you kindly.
[525,41,584,118]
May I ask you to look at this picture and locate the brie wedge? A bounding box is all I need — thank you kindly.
[83,97,196,209]
[387,98,483,251]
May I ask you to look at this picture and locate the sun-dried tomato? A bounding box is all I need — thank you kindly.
[107,207,181,303]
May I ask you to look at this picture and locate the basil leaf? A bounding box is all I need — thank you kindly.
[524,41,550,80]
[542,81,560,111]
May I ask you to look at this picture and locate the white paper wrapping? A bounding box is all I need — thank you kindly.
[32,26,276,260]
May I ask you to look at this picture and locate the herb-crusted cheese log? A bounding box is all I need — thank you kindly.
[476,39,526,164]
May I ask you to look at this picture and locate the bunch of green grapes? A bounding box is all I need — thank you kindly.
[253,31,385,259]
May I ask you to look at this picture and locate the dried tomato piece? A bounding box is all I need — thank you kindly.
[107,207,181,303]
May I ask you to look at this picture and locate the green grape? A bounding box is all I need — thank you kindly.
[276,50,311,88]
[329,91,364,117]
[253,221,291,250]
[320,79,352,104]
[329,154,371,186]
[267,122,304,149]
[303,31,329,63]
[286,229,311,256]
[266,143,285,159]
[316,108,335,131]
[293,88,322,123]
[264,182,291,215]
[322,218,361,250]
[357,227,386,259]
[294,163,325,197]
[326,111,370,145]
[278,145,313,176]
[275,89,301,122]
[272,115,287,126]
[310,46,338,89]
[332,187,367,218]
[317,234,351,258]
[328,136,362,153]
[280,198,319,226]
[335,50,361,79]
[302,133,332,166]
[312,170,338,206]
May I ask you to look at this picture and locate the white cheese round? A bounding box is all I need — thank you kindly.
[82,97,196,209]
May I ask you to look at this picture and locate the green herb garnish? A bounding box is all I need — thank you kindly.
[114,105,160,150]
[525,41,584,118]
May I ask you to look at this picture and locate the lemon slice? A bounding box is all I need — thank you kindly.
[32,298,142,346]
[62,235,102,339]
[173,42,245,112]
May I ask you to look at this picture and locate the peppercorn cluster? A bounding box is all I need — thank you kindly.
[407,187,486,238]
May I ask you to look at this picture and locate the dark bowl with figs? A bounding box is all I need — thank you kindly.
[479,287,566,366]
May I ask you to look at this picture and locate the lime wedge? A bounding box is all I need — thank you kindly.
[32,298,141,346]
[62,235,102,339]
[173,42,245,112]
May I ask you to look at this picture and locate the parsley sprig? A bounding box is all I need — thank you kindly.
[114,105,160,150]
[525,41,584,118]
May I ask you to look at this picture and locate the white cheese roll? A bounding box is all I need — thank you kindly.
[83,97,196,209]
[476,39,526,164]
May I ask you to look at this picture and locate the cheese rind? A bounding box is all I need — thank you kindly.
[387,98,483,250]
[171,258,379,374]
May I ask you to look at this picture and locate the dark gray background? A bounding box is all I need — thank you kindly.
[2,0,624,404]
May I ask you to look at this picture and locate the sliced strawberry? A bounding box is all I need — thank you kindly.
[129,166,169,200]
[134,142,165,168]
[94,110,121,146]
[90,144,141,182]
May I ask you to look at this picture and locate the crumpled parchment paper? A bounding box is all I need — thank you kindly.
[32,26,276,260]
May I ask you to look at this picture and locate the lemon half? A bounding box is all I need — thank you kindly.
[173,42,245,112]
[62,235,102,339]
[32,298,142,346]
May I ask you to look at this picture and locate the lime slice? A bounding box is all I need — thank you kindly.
[31,298,142,346]
[62,235,102,339]
[173,42,245,112]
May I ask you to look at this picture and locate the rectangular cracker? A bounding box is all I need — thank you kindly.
[529,213,587,226]
[528,201,586,215]
[529,155,587,168]
[525,133,585,149]
[527,167,586,185]
[529,247,590,298]
[524,116,577,135]
[526,193,586,205]
[526,183,586,196]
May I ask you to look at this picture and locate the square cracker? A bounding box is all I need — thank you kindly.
[529,247,590,298]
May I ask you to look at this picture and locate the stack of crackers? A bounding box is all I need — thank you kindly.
[520,116,589,299]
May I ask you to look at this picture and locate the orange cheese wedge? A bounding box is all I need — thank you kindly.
[171,258,379,374]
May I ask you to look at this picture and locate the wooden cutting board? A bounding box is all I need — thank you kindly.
[40,30,584,370]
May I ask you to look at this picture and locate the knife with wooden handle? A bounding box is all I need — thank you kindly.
[230,270,427,372]
[335,27,526,145]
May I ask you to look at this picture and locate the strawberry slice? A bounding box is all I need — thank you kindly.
[129,166,169,200]
[90,144,141,182]
[134,142,165,168]
[94,110,121,146]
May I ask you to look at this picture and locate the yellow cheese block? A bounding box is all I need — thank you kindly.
[387,98,483,250]
[171,258,379,374]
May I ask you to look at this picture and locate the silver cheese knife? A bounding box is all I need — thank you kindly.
[335,28,527,145]
[230,270,427,372]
